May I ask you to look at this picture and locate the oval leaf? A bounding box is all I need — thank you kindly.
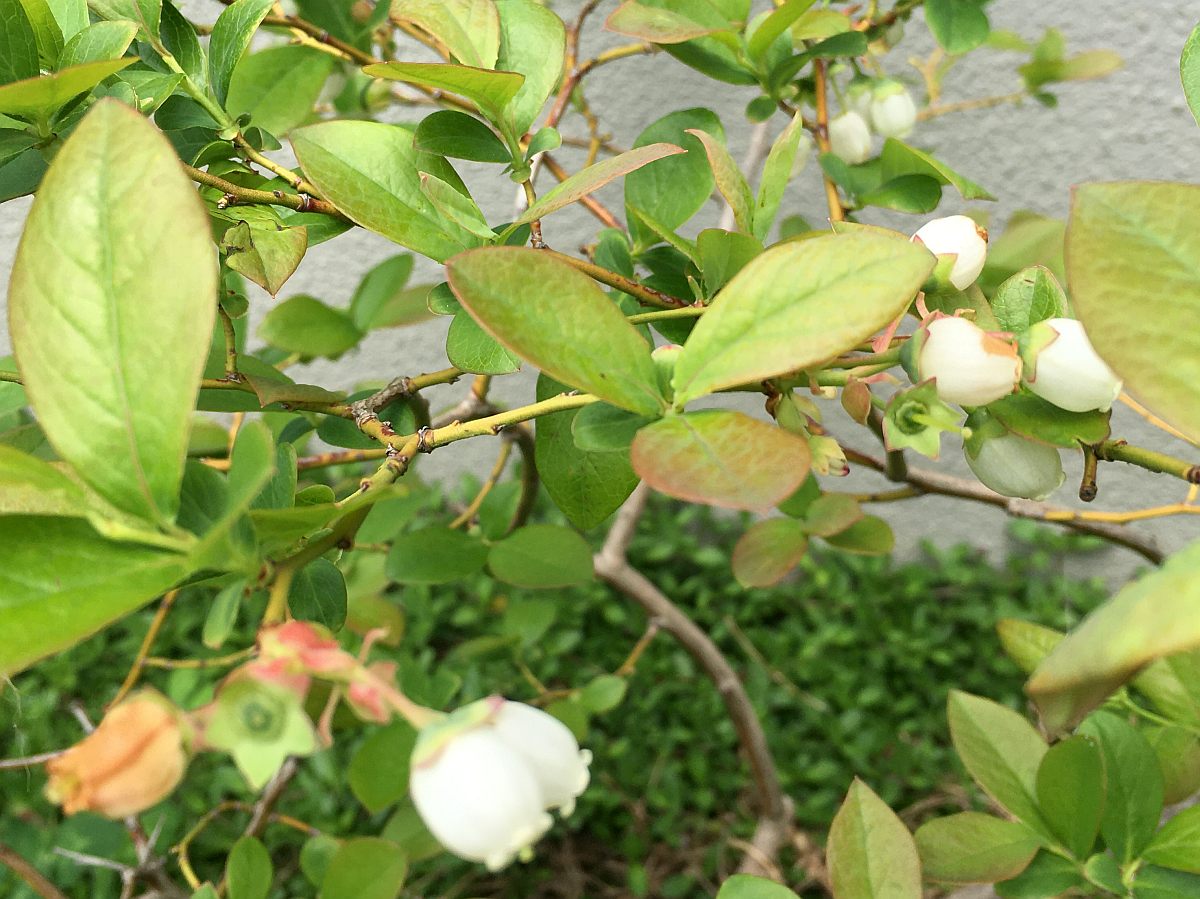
[1027,541,1200,734]
[671,233,935,404]
[9,99,217,522]
[488,523,594,588]
[1066,181,1200,444]
[446,246,665,415]
[915,812,1039,884]
[321,837,407,899]
[630,410,810,511]
[363,61,524,121]
[827,778,922,899]
[731,517,808,587]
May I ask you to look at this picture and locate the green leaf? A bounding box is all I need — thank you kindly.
[221,220,307,296]
[19,0,64,67]
[420,171,494,239]
[516,143,684,226]
[9,100,216,522]
[0,445,89,516]
[0,516,191,675]
[87,0,159,37]
[571,402,655,453]
[821,515,894,555]
[915,813,1040,884]
[947,690,1049,832]
[995,851,1085,898]
[1079,711,1164,864]
[386,526,488,584]
[488,524,594,588]
[446,246,665,414]
[1066,181,1200,443]
[1021,50,1123,90]
[630,410,810,511]
[801,494,863,538]
[44,0,86,42]
[996,618,1064,675]
[258,295,363,359]
[746,0,816,60]
[0,57,134,118]
[291,120,478,262]
[606,1,716,43]
[991,265,1067,333]
[58,20,136,66]
[289,558,347,632]
[300,835,340,888]
[1147,725,1200,804]
[446,310,522,374]
[986,393,1110,448]
[827,778,923,899]
[580,674,627,714]
[731,517,808,587]
[625,108,722,249]
[392,0,500,69]
[858,174,943,214]
[207,0,273,105]
[349,722,417,813]
[413,109,510,163]
[158,0,203,86]
[363,61,524,122]
[535,373,639,531]
[225,836,272,899]
[1035,735,1104,859]
[1,0,46,85]
[1182,22,1200,127]
[1028,541,1200,733]
[924,0,989,54]
[1145,806,1200,874]
[1135,865,1200,898]
[881,138,994,201]
[697,228,763,295]
[349,254,416,331]
[716,874,801,899]
[753,112,806,240]
[202,579,245,648]
[227,46,333,135]
[671,232,934,404]
[494,0,565,135]
[321,838,407,899]
[686,127,752,233]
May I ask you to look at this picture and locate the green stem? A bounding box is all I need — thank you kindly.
[542,249,689,309]
[626,306,706,325]
[1096,441,1200,484]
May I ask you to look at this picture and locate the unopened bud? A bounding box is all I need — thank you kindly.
[1021,318,1122,413]
[45,691,188,818]
[908,315,1021,407]
[828,111,873,165]
[911,215,988,290]
[964,412,1065,500]
[869,79,916,139]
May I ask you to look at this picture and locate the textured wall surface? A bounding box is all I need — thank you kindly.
[1,0,1197,582]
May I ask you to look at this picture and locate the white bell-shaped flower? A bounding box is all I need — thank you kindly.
[911,215,988,290]
[409,698,591,871]
[915,316,1021,407]
[828,111,872,165]
[1023,318,1122,413]
[965,430,1065,500]
[492,700,592,815]
[869,79,917,139]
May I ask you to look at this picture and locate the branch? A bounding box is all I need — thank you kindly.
[186,164,347,220]
[0,845,68,899]
[541,248,689,309]
[844,448,1166,564]
[812,59,846,224]
[594,485,793,875]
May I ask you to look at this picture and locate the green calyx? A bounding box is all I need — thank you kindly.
[204,679,318,789]
[410,695,500,769]
[883,381,968,459]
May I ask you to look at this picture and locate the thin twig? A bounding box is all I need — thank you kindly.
[0,844,69,899]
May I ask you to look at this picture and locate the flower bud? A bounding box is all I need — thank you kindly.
[869,79,917,139]
[1021,317,1122,413]
[908,315,1021,407]
[410,697,591,871]
[45,692,188,818]
[964,412,1064,500]
[651,343,681,401]
[844,78,876,119]
[911,215,988,290]
[828,111,872,165]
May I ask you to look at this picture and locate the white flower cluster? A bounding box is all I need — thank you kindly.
[829,78,917,165]
[410,697,592,871]
[902,216,1123,501]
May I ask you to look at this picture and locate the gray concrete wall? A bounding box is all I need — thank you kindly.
[2,0,1198,582]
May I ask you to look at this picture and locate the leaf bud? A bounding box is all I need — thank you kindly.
[963,410,1065,500]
